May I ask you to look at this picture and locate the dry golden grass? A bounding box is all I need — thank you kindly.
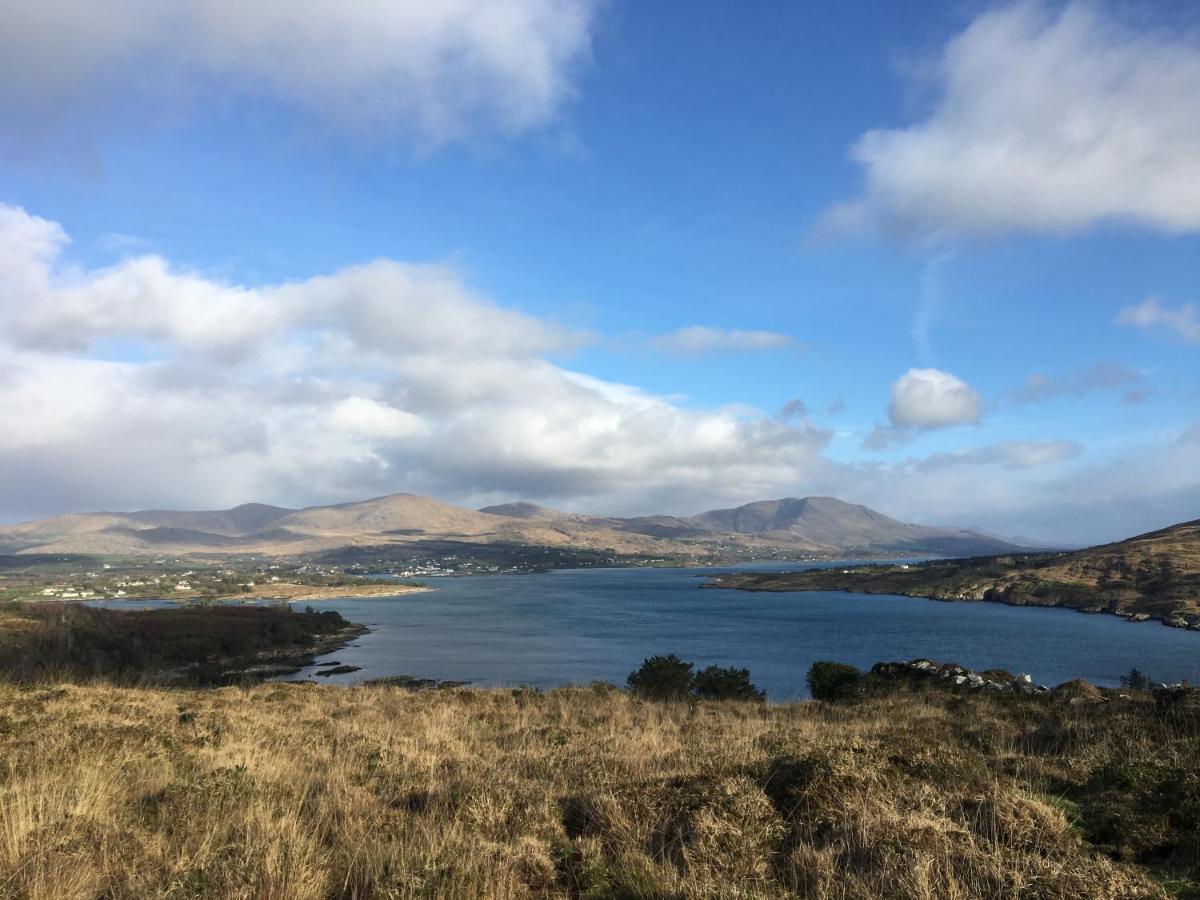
[0,682,1180,899]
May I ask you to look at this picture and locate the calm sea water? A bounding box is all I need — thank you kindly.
[92,563,1200,699]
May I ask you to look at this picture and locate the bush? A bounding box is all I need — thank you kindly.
[692,666,765,702]
[806,661,863,701]
[1120,668,1150,691]
[627,654,694,700]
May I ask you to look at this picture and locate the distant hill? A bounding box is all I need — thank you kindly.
[0,492,1031,561]
[686,496,1013,557]
[709,518,1200,625]
[478,502,570,520]
[123,503,296,536]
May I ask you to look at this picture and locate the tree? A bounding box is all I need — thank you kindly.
[626,654,694,700]
[806,661,863,701]
[1120,668,1150,691]
[692,665,764,702]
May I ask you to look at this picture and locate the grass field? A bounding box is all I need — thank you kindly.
[2,678,1196,899]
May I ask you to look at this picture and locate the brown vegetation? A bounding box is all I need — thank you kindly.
[1,680,1193,898]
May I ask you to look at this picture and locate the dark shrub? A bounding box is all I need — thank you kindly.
[627,654,694,700]
[1120,668,1150,691]
[692,665,765,702]
[806,661,863,701]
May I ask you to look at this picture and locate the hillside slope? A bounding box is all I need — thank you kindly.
[0,680,1177,898]
[709,518,1200,626]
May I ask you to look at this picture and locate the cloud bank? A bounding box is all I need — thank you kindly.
[0,202,1195,545]
[0,202,832,520]
[821,2,1200,238]
[0,0,599,150]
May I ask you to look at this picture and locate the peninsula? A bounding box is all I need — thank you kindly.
[706,518,1200,628]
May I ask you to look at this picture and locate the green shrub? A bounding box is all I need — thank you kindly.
[692,665,765,702]
[627,654,694,700]
[806,661,863,701]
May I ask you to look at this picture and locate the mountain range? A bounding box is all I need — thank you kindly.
[0,493,1031,560]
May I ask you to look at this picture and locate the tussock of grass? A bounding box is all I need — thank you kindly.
[0,682,1190,898]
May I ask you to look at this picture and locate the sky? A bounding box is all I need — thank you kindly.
[0,0,1197,544]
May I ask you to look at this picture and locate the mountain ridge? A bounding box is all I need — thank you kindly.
[0,492,1034,561]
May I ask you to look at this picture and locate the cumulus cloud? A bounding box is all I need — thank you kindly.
[0,0,598,151]
[649,325,797,357]
[888,368,981,429]
[1117,298,1200,345]
[0,202,833,520]
[819,2,1200,238]
[863,368,981,450]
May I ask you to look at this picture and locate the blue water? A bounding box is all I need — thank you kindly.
[91,563,1200,699]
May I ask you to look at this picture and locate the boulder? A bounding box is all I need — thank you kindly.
[315,665,362,677]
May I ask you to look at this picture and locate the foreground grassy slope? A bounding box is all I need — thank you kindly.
[2,681,1194,898]
[709,519,1200,626]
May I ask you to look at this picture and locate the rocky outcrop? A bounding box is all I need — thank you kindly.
[870,659,1051,695]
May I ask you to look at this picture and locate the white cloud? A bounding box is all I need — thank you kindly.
[1117,298,1200,345]
[649,325,797,357]
[0,0,599,151]
[820,2,1200,238]
[327,397,429,441]
[0,201,831,521]
[834,431,1200,547]
[888,368,981,429]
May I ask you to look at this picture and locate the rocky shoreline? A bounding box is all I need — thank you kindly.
[867,657,1196,703]
[196,622,371,684]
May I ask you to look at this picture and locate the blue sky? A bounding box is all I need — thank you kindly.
[0,1,1197,543]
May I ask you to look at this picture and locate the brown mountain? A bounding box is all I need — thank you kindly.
[0,492,1029,560]
[485,495,1024,557]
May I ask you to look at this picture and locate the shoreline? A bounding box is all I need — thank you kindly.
[65,583,434,605]
[206,621,373,683]
[703,576,1200,633]
[259,583,432,602]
